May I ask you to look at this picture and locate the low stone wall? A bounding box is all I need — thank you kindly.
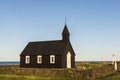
[0,64,116,80]
[53,64,115,80]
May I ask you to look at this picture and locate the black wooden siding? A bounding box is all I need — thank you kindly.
[20,25,75,68]
[20,54,62,68]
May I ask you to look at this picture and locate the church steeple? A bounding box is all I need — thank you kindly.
[62,24,70,41]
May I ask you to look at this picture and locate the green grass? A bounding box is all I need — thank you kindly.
[0,74,78,80]
[0,65,79,80]
[75,61,107,70]
[1,72,120,80]
[97,72,120,80]
[0,62,119,80]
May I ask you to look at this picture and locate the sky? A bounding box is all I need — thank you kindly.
[0,0,120,61]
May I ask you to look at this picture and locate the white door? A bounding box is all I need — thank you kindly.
[67,51,71,68]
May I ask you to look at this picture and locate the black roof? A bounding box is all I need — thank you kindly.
[20,25,75,56]
[62,24,70,35]
[20,40,67,56]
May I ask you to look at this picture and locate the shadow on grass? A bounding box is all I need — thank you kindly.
[117,70,120,73]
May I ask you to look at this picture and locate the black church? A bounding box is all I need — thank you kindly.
[20,24,75,68]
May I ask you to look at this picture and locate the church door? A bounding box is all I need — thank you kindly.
[67,51,71,68]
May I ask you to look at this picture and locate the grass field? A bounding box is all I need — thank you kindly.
[97,72,120,80]
[0,72,120,80]
[0,74,78,80]
[0,62,119,80]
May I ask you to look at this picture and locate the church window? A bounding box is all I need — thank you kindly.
[37,55,42,64]
[25,56,30,64]
[50,55,55,64]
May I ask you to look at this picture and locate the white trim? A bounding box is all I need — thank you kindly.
[25,56,30,64]
[67,51,71,68]
[37,55,42,64]
[50,55,55,64]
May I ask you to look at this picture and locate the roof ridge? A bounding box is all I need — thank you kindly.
[30,40,62,43]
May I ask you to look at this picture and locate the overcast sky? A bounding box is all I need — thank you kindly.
[0,0,120,61]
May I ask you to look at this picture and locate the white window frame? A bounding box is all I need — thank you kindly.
[25,55,30,64]
[37,55,42,64]
[50,55,55,64]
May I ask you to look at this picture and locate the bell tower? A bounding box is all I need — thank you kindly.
[62,24,70,42]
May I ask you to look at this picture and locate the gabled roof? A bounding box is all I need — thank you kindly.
[20,40,66,56]
[20,25,75,56]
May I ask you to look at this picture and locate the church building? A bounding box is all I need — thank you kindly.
[20,24,75,68]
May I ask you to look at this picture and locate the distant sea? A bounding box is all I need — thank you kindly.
[0,61,118,66]
[0,61,20,65]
